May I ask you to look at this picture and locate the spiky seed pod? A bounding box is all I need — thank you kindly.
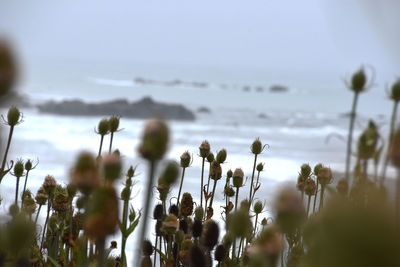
[261,218,268,227]
[67,183,77,200]
[126,166,135,178]
[251,138,263,155]
[313,163,323,176]
[108,116,120,133]
[169,204,179,217]
[180,151,191,168]
[357,121,379,160]
[153,204,163,220]
[22,194,37,215]
[256,162,264,172]
[232,168,244,188]
[240,199,250,212]
[162,214,179,235]
[317,167,333,186]
[350,68,367,93]
[227,210,253,238]
[35,187,48,205]
[180,192,194,217]
[336,178,349,196]
[194,206,204,221]
[13,159,24,177]
[300,164,312,178]
[142,240,153,256]
[227,169,233,179]
[206,152,214,163]
[188,245,206,267]
[274,188,306,234]
[390,79,400,102]
[97,118,110,136]
[199,140,211,158]
[6,106,21,126]
[71,152,100,195]
[254,201,263,214]
[206,207,214,219]
[388,128,400,167]
[129,209,137,223]
[222,234,233,249]
[24,160,32,171]
[216,149,227,164]
[202,220,219,250]
[138,118,169,161]
[42,175,57,197]
[296,174,305,193]
[175,230,184,244]
[52,186,69,212]
[209,161,222,181]
[304,178,316,196]
[84,185,119,241]
[224,186,235,197]
[121,187,131,201]
[73,212,85,232]
[160,161,180,185]
[214,244,226,262]
[155,220,162,236]
[179,218,188,234]
[102,154,122,182]
[192,219,203,238]
[254,225,283,262]
[157,182,169,202]
[0,42,17,96]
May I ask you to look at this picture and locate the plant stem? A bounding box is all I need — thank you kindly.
[253,213,259,237]
[40,199,51,251]
[208,179,218,209]
[232,187,240,259]
[153,236,158,267]
[121,195,129,266]
[98,135,104,157]
[200,157,205,210]
[306,195,311,216]
[313,179,319,214]
[177,167,186,206]
[108,132,114,154]
[15,176,20,206]
[34,204,42,224]
[251,170,261,203]
[135,161,156,266]
[97,238,106,267]
[0,125,14,183]
[345,92,359,182]
[319,185,325,211]
[205,162,212,212]
[21,170,31,206]
[249,154,258,205]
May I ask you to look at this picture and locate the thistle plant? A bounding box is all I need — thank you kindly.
[208,161,222,211]
[249,138,266,206]
[108,115,120,153]
[12,159,24,206]
[21,159,38,207]
[95,118,110,157]
[177,151,191,205]
[199,140,210,209]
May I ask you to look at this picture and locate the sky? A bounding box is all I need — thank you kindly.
[0,0,399,79]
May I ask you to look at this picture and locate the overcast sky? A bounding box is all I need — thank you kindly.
[0,0,399,77]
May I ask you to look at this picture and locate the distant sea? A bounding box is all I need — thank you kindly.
[0,60,394,262]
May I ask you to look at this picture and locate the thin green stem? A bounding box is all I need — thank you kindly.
[253,213,259,237]
[200,157,205,210]
[34,204,42,224]
[345,92,359,182]
[121,195,129,266]
[98,135,104,157]
[313,179,319,214]
[205,162,212,212]
[177,167,186,206]
[15,176,20,206]
[249,154,258,205]
[154,236,158,267]
[319,185,326,212]
[108,132,114,154]
[21,170,30,206]
[251,170,261,203]
[40,199,51,251]
[208,179,218,209]
[0,125,14,183]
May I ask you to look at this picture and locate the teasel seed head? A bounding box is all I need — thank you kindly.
[153,204,164,220]
[142,240,153,256]
[227,210,253,239]
[188,245,206,267]
[175,230,184,244]
[222,234,233,249]
[300,163,312,178]
[317,167,333,186]
[24,159,33,171]
[162,214,179,235]
[192,219,203,238]
[121,186,131,201]
[256,162,264,172]
[224,186,235,197]
[35,186,48,206]
[52,186,69,212]
[216,149,227,164]
[97,118,110,136]
[254,224,283,262]
[43,175,57,197]
[126,165,135,179]
[336,178,349,196]
[304,178,317,196]
[226,169,233,179]
[202,219,219,250]
[160,160,180,185]
[274,188,306,234]
[240,199,250,212]
[206,152,214,163]
[6,106,22,126]
[251,138,263,155]
[313,163,323,176]
[390,79,400,102]
[199,140,210,158]
[180,192,194,217]
[254,200,263,214]
[67,183,77,201]
[214,244,227,262]
[296,174,305,193]
[194,206,204,221]
[157,181,169,202]
[71,152,100,195]
[232,168,244,188]
[13,159,24,177]
[169,204,179,217]
[350,68,367,93]
[180,151,191,168]
[210,161,222,180]
[179,218,189,234]
[102,153,122,182]
[138,118,169,161]
[22,193,37,215]
[108,115,120,133]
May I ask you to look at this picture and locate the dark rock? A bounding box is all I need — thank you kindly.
[258,113,268,119]
[270,85,289,93]
[197,106,211,113]
[37,96,195,121]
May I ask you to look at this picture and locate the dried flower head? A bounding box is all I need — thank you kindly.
[102,153,122,182]
[251,138,263,155]
[138,118,169,161]
[71,152,99,195]
[216,149,227,164]
[108,115,120,133]
[304,178,317,196]
[35,187,48,205]
[210,161,222,180]
[42,175,57,197]
[232,168,244,188]
[180,192,194,217]
[6,106,22,126]
[180,151,191,168]
[97,118,110,136]
[199,140,211,158]
[317,167,333,186]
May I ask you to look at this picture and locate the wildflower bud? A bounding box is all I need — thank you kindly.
[232,168,244,188]
[138,119,169,161]
[214,244,226,262]
[224,186,235,197]
[390,79,400,102]
[227,210,252,238]
[317,167,333,186]
[35,187,48,205]
[202,220,219,250]
[52,186,69,212]
[256,163,264,172]
[7,106,21,126]
[304,178,316,196]
[108,116,120,133]
[336,178,349,196]
[351,68,367,93]
[97,118,110,136]
[192,219,203,238]
[179,218,188,234]
[240,199,250,212]
[142,240,153,256]
[180,151,191,168]
[13,159,24,177]
[296,174,305,193]
[261,217,268,226]
[300,164,311,178]
[43,175,57,197]
[121,187,131,201]
[206,152,214,163]
[24,160,33,171]
[169,204,179,217]
[389,128,400,167]
[71,152,99,195]
[251,138,263,155]
[194,206,204,221]
[175,230,184,244]
[254,201,263,214]
[67,183,77,200]
[199,140,210,158]
[129,208,136,222]
[126,166,135,178]
[180,192,194,217]
[313,163,323,176]
[153,204,163,220]
[210,161,222,180]
[216,149,227,164]
[274,188,306,234]
[161,161,180,185]
[22,194,37,215]
[227,169,233,179]
[162,214,179,235]
[102,154,122,182]
[189,245,206,267]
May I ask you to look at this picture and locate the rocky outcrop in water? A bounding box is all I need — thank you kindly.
[37,97,195,121]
